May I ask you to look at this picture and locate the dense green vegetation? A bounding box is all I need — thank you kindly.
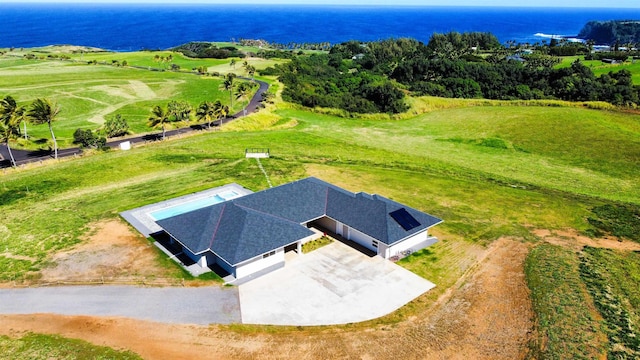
[579,20,640,45]
[0,333,142,359]
[171,42,246,59]
[262,53,408,113]
[263,35,640,114]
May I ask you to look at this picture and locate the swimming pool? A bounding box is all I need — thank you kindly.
[150,190,239,221]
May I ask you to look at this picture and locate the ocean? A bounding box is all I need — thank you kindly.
[1,4,639,51]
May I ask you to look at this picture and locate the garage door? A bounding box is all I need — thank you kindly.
[348,227,378,253]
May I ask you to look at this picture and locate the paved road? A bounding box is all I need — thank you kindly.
[0,285,241,325]
[0,77,269,168]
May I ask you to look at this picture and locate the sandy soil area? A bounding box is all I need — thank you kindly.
[0,237,535,360]
[38,220,168,284]
[534,228,640,251]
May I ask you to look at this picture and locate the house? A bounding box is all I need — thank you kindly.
[156,177,442,281]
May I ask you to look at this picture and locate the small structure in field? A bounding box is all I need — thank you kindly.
[245,148,270,158]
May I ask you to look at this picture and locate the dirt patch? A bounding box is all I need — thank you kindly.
[534,228,640,251]
[0,238,534,359]
[39,220,167,283]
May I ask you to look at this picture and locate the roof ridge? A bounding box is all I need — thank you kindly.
[234,202,305,225]
[208,203,226,250]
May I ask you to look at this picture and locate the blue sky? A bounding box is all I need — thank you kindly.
[4,0,640,7]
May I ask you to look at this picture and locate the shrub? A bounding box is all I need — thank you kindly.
[102,114,129,138]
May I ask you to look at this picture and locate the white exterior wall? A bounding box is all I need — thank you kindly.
[348,227,379,253]
[314,217,337,234]
[377,242,390,259]
[235,248,285,279]
[388,230,436,256]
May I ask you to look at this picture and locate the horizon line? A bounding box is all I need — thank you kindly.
[3,1,640,9]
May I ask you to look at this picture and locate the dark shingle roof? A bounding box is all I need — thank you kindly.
[158,202,314,265]
[156,177,442,265]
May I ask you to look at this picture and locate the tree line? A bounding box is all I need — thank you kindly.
[261,34,640,114]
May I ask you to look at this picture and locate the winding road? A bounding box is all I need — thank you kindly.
[0,77,269,168]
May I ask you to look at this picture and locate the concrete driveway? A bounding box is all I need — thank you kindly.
[0,242,434,326]
[0,285,240,325]
[238,241,435,326]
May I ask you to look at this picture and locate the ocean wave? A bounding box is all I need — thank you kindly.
[534,33,584,43]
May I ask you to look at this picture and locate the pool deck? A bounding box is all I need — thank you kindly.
[120,183,252,238]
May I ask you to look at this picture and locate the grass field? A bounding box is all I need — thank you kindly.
[0,333,141,359]
[0,51,270,148]
[558,55,640,84]
[525,244,607,359]
[1,49,640,358]
[525,243,640,359]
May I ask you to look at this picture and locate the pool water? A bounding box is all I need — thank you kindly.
[150,190,239,220]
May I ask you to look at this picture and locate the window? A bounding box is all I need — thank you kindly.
[372,241,378,248]
[263,250,276,259]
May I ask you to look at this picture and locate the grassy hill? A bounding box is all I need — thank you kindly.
[0,50,277,148]
[1,49,639,358]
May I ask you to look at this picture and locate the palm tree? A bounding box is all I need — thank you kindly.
[147,105,170,140]
[0,95,23,167]
[246,65,256,81]
[213,100,229,129]
[196,101,215,129]
[235,82,252,105]
[0,122,17,167]
[27,98,60,159]
[221,73,236,109]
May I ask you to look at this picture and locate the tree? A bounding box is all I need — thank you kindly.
[222,73,236,109]
[0,122,17,167]
[147,105,170,140]
[246,65,256,80]
[73,128,105,149]
[213,100,229,128]
[0,95,24,136]
[235,82,253,108]
[230,58,236,69]
[102,114,129,137]
[196,101,216,129]
[167,100,192,122]
[0,96,23,167]
[27,98,60,159]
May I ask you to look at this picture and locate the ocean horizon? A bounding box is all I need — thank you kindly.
[2,4,640,51]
